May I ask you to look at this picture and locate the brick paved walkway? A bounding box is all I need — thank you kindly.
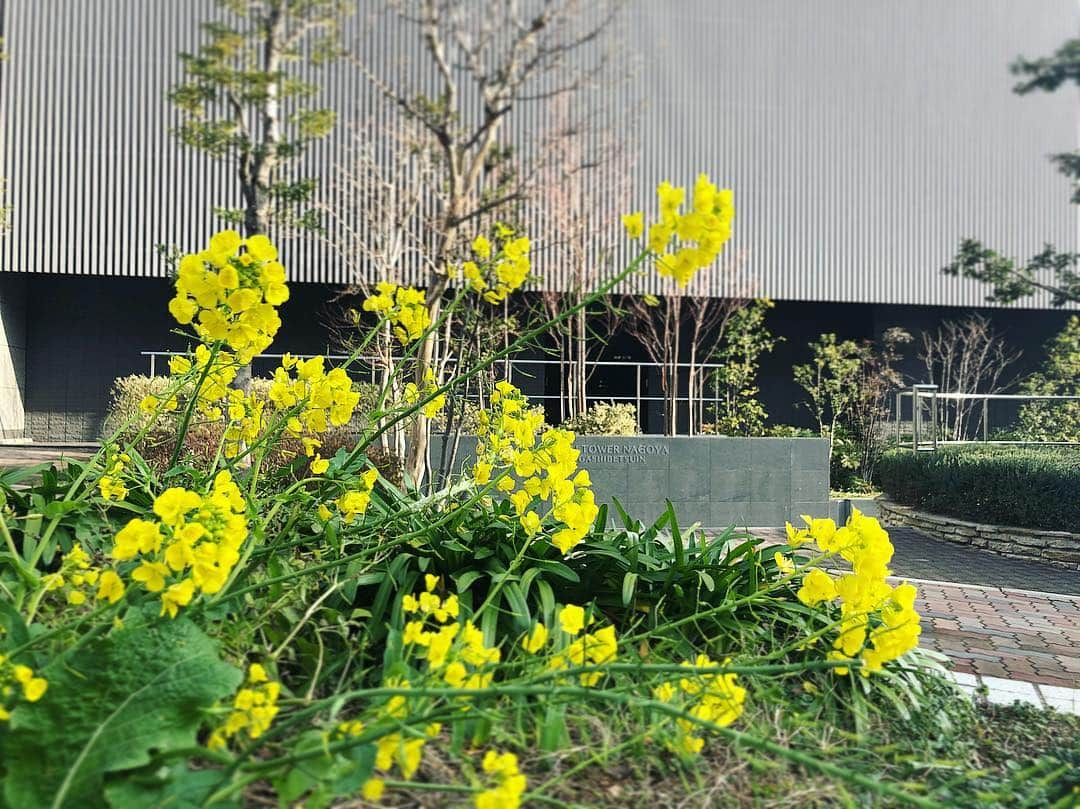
[888,527,1080,688]
[887,528,1080,596]
[915,580,1080,688]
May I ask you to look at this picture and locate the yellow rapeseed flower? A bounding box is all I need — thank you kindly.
[558,604,585,636]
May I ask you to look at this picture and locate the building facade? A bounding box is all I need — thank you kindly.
[0,0,1076,439]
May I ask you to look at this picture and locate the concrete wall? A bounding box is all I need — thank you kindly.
[431,435,831,529]
[0,274,27,438]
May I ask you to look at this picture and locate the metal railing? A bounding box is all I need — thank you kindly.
[141,351,735,433]
[895,383,1080,451]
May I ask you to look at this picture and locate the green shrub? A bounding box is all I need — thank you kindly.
[561,401,638,435]
[102,374,388,475]
[1017,315,1080,442]
[877,445,1080,530]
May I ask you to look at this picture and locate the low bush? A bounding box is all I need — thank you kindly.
[877,445,1080,530]
[560,401,638,435]
[103,373,390,476]
[698,422,814,438]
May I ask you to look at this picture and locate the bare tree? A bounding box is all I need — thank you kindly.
[622,247,750,436]
[351,0,624,481]
[849,327,911,482]
[320,119,441,459]
[536,94,631,422]
[919,314,1021,441]
[622,291,746,436]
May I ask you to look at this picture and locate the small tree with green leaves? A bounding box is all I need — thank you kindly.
[795,331,910,491]
[1017,315,1080,441]
[171,0,353,236]
[794,335,863,442]
[706,298,779,436]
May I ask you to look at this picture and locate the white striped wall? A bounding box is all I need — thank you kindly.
[1,0,1077,307]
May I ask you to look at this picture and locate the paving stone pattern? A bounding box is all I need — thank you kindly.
[886,527,1080,596]
[918,581,1080,688]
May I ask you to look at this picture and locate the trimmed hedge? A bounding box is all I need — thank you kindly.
[877,446,1080,531]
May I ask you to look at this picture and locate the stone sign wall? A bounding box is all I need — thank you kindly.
[430,435,831,529]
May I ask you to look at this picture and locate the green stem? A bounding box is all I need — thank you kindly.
[350,251,649,468]
[170,343,223,469]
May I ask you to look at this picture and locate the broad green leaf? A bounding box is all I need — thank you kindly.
[454,570,485,592]
[2,618,242,809]
[103,762,239,809]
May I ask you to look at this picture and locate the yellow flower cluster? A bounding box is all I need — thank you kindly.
[373,715,442,783]
[112,471,248,618]
[359,676,443,790]
[787,509,922,675]
[221,388,267,458]
[332,722,387,801]
[42,545,125,607]
[652,654,747,756]
[333,468,380,522]
[97,446,130,501]
[207,663,281,749]
[538,604,618,686]
[0,655,47,720]
[155,345,240,422]
[624,174,735,286]
[475,749,527,809]
[267,353,362,467]
[169,230,288,362]
[472,381,598,555]
[461,227,531,304]
[402,576,500,690]
[404,367,446,419]
[362,282,431,345]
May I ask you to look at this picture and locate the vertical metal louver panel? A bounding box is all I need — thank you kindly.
[0,0,1076,308]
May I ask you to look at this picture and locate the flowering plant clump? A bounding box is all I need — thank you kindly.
[787,509,922,675]
[461,225,532,304]
[0,655,47,721]
[36,545,125,612]
[361,281,432,345]
[402,576,500,688]
[624,173,735,286]
[0,177,977,809]
[474,749,528,809]
[267,353,362,462]
[207,663,281,749]
[96,446,131,501]
[544,604,619,687]
[473,381,597,554]
[652,654,747,756]
[112,471,248,617]
[168,230,288,361]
